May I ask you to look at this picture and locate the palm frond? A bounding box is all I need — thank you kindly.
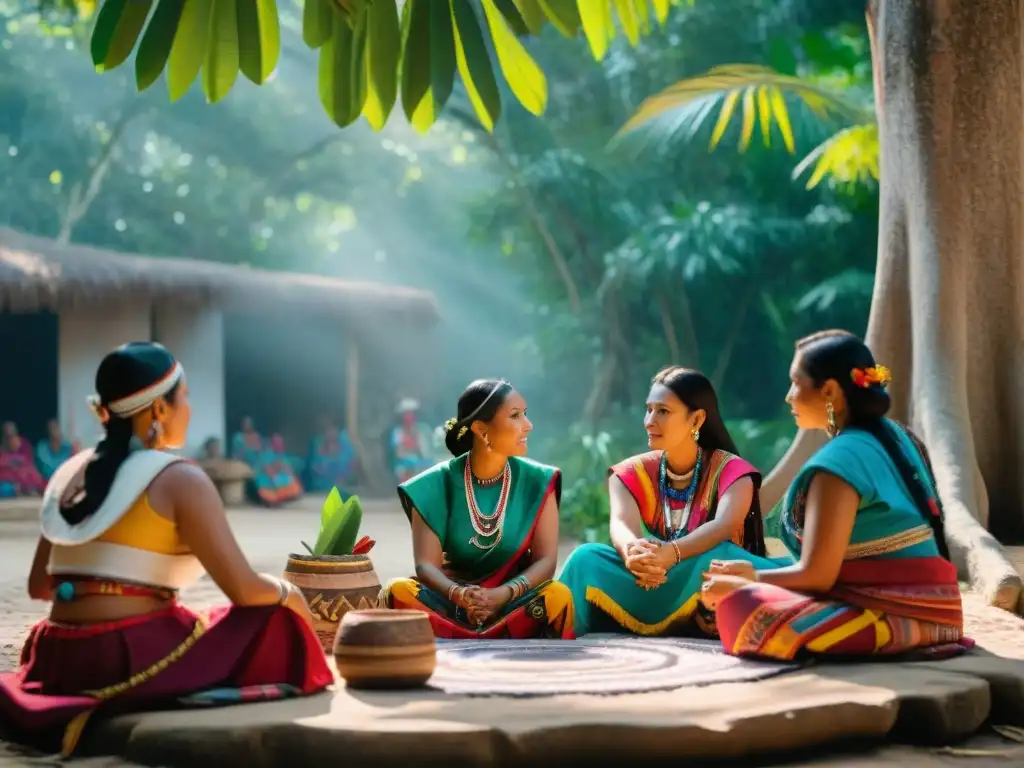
[797,268,874,312]
[617,64,872,154]
[793,122,879,189]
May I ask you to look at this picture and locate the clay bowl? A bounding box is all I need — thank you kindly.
[333,609,437,690]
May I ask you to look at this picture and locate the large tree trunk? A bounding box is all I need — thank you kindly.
[766,0,1024,613]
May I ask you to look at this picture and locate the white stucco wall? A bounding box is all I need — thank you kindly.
[58,303,152,447]
[153,305,225,455]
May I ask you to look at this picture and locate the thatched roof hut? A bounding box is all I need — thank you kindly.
[0,227,439,324]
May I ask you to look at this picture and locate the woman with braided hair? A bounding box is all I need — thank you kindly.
[379,379,574,639]
[702,330,973,660]
[0,343,332,757]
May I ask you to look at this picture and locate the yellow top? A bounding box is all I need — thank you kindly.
[96,493,185,555]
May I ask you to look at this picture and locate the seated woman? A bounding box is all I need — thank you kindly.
[0,343,332,757]
[701,330,972,661]
[0,421,46,498]
[559,367,783,637]
[36,419,77,482]
[389,399,435,483]
[230,417,303,506]
[380,379,574,639]
[306,417,356,494]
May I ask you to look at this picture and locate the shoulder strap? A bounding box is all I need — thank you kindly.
[41,449,185,546]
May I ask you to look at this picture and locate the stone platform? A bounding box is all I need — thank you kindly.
[1,501,1022,766]
[77,595,1024,767]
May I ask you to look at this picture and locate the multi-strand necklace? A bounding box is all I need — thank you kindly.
[658,448,702,540]
[464,458,511,550]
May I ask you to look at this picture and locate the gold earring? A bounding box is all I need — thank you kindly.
[690,427,700,442]
[826,401,837,438]
[484,434,492,451]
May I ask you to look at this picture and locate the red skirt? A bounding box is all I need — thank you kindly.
[0,602,334,755]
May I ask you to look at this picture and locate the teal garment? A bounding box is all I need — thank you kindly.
[398,455,560,584]
[35,439,72,481]
[559,541,786,636]
[779,419,942,561]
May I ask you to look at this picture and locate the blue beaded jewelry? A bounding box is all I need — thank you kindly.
[55,581,75,602]
[659,449,702,540]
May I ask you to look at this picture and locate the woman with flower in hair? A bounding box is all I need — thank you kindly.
[0,343,332,757]
[558,367,782,637]
[702,330,972,661]
[379,379,575,639]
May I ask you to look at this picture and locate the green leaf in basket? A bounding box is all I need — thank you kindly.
[313,492,363,556]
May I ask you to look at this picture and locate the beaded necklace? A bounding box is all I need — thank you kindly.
[464,458,511,550]
[658,448,702,540]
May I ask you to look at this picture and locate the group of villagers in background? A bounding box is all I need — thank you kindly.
[209,398,436,507]
[0,328,972,758]
[0,419,78,498]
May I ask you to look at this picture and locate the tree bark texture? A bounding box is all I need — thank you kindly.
[765,0,1024,613]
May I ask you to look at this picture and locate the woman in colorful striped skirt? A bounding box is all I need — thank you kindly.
[701,330,972,660]
[380,379,574,639]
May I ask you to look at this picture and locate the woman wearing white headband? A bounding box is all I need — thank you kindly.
[380,378,575,639]
[0,342,331,757]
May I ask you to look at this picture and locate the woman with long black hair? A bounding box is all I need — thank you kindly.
[559,367,782,637]
[702,330,972,660]
[0,342,332,757]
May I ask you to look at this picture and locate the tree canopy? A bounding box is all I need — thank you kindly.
[83,0,684,132]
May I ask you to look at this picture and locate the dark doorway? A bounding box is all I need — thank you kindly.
[0,311,59,443]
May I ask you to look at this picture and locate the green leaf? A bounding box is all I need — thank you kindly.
[612,0,639,46]
[321,486,344,527]
[400,0,431,124]
[512,0,546,35]
[481,0,547,116]
[452,0,501,132]
[203,0,240,104]
[319,8,366,127]
[303,0,333,49]
[91,0,153,72]
[618,64,869,148]
[427,0,457,117]
[793,123,879,190]
[578,0,614,60]
[167,0,213,101]
[400,0,456,133]
[493,0,531,35]
[313,493,363,557]
[536,0,581,38]
[651,0,672,25]
[237,0,280,85]
[362,0,401,130]
[708,89,739,149]
[135,0,186,91]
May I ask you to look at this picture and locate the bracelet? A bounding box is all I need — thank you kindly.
[447,583,459,602]
[502,574,531,602]
[277,579,291,605]
[670,540,682,564]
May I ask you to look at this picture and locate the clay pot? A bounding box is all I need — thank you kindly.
[281,554,382,653]
[333,609,437,689]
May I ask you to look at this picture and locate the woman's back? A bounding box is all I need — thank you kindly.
[43,451,203,623]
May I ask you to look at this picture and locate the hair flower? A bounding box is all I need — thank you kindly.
[444,417,458,433]
[851,365,892,389]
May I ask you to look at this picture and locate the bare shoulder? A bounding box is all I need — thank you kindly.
[149,460,220,512]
